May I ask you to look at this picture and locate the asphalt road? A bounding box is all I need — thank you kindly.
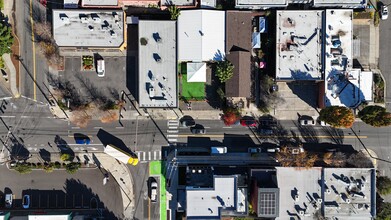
[380,0,391,110]
[0,165,122,218]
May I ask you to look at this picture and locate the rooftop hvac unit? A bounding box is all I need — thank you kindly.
[294,195,299,202]
[299,210,304,216]
[317,199,323,204]
[110,30,117,38]
[346,199,351,204]
[80,17,88,24]
[93,17,101,23]
[326,189,331,194]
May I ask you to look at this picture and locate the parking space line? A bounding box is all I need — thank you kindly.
[148,151,151,160]
[71,127,80,129]
[159,151,162,160]
[154,151,156,160]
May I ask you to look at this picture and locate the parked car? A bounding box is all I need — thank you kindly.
[211,146,227,154]
[5,194,12,208]
[22,195,30,209]
[181,119,196,128]
[74,133,91,145]
[191,125,206,134]
[299,118,316,126]
[266,147,280,153]
[240,118,257,127]
[381,5,389,20]
[97,59,105,77]
[150,180,158,203]
[248,147,262,153]
[319,120,330,126]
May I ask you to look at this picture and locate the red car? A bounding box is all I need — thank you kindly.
[240,119,257,127]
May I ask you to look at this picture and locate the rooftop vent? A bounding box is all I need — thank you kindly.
[326,189,331,194]
[299,210,304,216]
[110,30,117,38]
[153,53,162,63]
[79,14,88,23]
[153,33,162,43]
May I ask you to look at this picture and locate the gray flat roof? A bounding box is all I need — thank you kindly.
[53,9,124,47]
[323,168,375,219]
[276,167,322,219]
[138,20,177,108]
[313,0,367,7]
[81,0,118,6]
[276,10,323,80]
[186,176,237,218]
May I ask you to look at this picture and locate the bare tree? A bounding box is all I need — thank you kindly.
[100,111,119,123]
[323,152,346,167]
[34,22,52,41]
[70,110,91,128]
[347,152,373,168]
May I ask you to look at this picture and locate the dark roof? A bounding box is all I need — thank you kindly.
[226,11,253,53]
[257,188,280,218]
[225,51,251,98]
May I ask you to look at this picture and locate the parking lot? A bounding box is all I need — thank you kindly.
[59,56,128,104]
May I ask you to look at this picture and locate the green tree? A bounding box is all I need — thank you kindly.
[15,163,32,174]
[0,22,14,56]
[66,162,81,174]
[215,60,234,83]
[319,106,355,128]
[60,153,71,161]
[44,163,54,173]
[168,5,181,20]
[377,176,391,195]
[377,202,391,220]
[358,105,391,127]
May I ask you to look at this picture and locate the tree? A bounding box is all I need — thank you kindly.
[0,22,14,56]
[66,162,81,174]
[377,202,391,220]
[215,60,234,83]
[323,152,346,167]
[378,176,391,195]
[319,106,355,128]
[43,163,54,173]
[168,5,181,20]
[60,153,71,162]
[346,152,373,168]
[276,147,318,168]
[34,21,52,41]
[221,107,240,126]
[358,105,391,127]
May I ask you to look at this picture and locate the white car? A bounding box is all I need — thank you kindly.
[97,59,105,77]
[299,119,316,126]
[150,181,158,203]
[319,120,331,126]
[382,5,389,20]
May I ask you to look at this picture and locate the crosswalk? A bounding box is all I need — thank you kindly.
[136,150,165,162]
[167,119,179,143]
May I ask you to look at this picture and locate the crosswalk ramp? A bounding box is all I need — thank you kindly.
[136,151,164,162]
[167,119,179,143]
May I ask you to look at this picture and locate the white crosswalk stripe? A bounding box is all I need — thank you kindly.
[136,150,163,162]
[167,119,179,144]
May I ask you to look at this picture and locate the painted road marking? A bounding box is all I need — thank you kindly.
[115,127,125,129]
[148,151,151,160]
[167,130,178,133]
[30,0,37,100]
[168,126,178,129]
[168,138,177,142]
[175,134,368,139]
[93,127,103,129]
[167,134,178,138]
[222,127,232,129]
[154,151,156,160]
[71,127,80,129]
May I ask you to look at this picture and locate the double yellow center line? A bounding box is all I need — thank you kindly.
[29,0,37,101]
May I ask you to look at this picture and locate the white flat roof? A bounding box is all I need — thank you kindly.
[323,168,374,219]
[313,0,367,7]
[29,215,70,220]
[53,9,124,47]
[138,20,177,108]
[81,0,118,6]
[236,0,287,8]
[276,10,323,80]
[178,10,225,62]
[276,167,322,220]
[187,176,236,218]
[323,9,368,107]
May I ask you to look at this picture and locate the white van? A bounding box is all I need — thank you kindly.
[97,59,105,77]
[211,147,227,154]
[5,194,12,208]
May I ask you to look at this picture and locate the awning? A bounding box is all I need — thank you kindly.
[252,32,261,49]
[187,62,207,82]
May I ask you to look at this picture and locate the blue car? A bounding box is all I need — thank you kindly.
[74,133,91,145]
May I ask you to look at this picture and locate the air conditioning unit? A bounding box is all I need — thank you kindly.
[346,199,351,204]
[317,198,323,204]
[326,189,331,194]
[299,210,304,216]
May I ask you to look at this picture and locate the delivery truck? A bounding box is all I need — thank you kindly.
[104,144,139,166]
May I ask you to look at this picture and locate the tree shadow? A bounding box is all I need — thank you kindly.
[54,135,74,158]
[39,148,51,162]
[74,74,110,106]
[222,134,257,148]
[322,126,344,144]
[9,135,30,161]
[295,122,319,143]
[287,82,318,109]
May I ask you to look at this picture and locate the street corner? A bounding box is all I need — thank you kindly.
[360,148,378,169]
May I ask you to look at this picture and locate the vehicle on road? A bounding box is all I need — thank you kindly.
[319,120,330,126]
[97,59,105,77]
[266,147,280,153]
[211,146,227,154]
[74,133,91,145]
[150,180,158,203]
[240,118,257,127]
[181,116,196,128]
[5,194,12,208]
[299,118,316,126]
[22,195,30,209]
[248,147,262,153]
[190,124,206,134]
[381,5,389,20]
[259,127,274,135]
[104,144,139,166]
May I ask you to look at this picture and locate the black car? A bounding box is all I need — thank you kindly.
[191,124,206,134]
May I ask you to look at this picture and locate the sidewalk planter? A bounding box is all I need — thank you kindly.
[9,161,92,174]
[81,55,95,71]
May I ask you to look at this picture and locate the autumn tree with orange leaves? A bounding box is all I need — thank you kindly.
[319,106,355,128]
[275,147,318,168]
[221,107,240,126]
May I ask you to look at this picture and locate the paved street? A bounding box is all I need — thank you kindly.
[380,0,391,110]
[0,165,122,218]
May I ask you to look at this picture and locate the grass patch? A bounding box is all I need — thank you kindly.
[0,0,3,10]
[149,161,167,220]
[0,56,4,69]
[182,74,205,99]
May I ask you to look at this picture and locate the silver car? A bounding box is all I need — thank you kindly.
[299,119,316,126]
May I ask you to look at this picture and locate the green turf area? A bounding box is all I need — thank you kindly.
[182,74,205,99]
[149,161,166,220]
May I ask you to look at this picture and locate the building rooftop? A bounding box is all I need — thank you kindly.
[226,11,253,53]
[323,9,369,108]
[52,9,124,47]
[236,0,287,9]
[225,51,251,98]
[161,0,195,6]
[276,167,322,219]
[138,20,177,108]
[186,176,237,219]
[276,10,323,80]
[81,0,119,6]
[178,10,225,62]
[323,168,375,219]
[313,0,367,7]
